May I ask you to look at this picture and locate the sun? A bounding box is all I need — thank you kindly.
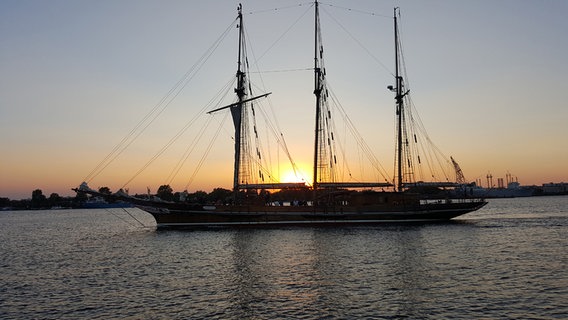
[280,165,311,184]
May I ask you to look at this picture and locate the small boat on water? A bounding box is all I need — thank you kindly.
[75,2,486,228]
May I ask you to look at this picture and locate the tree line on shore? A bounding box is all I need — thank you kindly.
[1,189,75,210]
[1,184,311,210]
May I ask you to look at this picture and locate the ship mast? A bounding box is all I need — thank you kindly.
[312,0,323,195]
[393,7,405,192]
[205,4,275,199]
[232,3,246,196]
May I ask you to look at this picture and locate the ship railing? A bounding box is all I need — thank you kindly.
[402,182,460,188]
[419,198,485,205]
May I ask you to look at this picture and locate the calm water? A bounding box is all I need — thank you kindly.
[1,196,567,319]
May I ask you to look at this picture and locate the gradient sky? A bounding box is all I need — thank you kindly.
[1,0,567,200]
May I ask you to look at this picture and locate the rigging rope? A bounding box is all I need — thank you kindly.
[165,115,215,186]
[165,75,236,186]
[249,68,312,74]
[102,208,147,228]
[244,2,310,15]
[120,75,236,189]
[326,82,392,183]
[83,16,239,184]
[395,9,453,185]
[185,111,230,190]
[243,23,305,185]
[121,208,147,228]
[253,3,312,64]
[320,4,392,76]
[319,2,391,18]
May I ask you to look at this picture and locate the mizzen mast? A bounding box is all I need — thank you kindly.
[391,7,409,192]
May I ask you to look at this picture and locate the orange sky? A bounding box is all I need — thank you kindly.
[1,0,567,199]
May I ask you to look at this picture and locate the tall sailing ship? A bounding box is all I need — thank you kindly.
[75,2,486,228]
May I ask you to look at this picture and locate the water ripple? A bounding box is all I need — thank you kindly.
[1,197,567,319]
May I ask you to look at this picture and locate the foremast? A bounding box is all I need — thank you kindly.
[210,4,295,203]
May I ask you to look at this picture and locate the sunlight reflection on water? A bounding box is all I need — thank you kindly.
[1,196,567,319]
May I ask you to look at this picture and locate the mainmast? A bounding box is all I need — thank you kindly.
[312,0,323,193]
[232,3,246,195]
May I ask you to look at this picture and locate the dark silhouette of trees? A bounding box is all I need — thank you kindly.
[208,188,232,204]
[48,193,62,207]
[0,197,10,208]
[188,190,208,204]
[156,185,174,201]
[98,187,111,195]
[31,189,47,208]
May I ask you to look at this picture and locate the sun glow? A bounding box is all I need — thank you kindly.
[280,164,311,185]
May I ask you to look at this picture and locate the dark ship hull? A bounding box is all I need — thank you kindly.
[137,193,487,229]
[74,188,486,229]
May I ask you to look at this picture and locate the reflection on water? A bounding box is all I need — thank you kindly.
[1,196,567,318]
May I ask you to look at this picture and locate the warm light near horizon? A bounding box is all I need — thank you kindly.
[280,164,311,185]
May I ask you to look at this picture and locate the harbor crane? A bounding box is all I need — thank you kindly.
[450,156,467,184]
